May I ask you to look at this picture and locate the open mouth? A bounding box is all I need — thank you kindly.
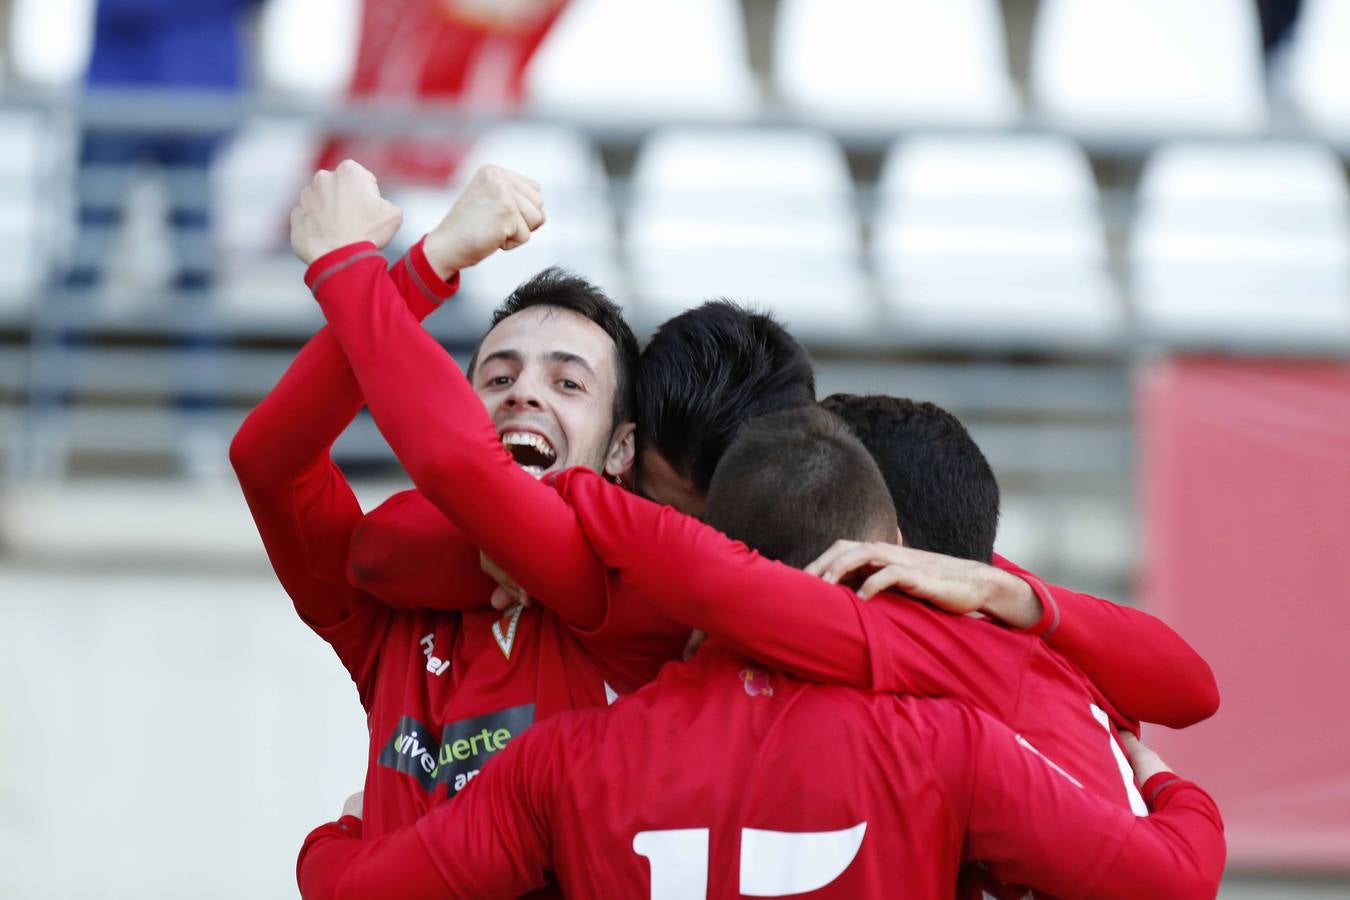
[501,431,558,478]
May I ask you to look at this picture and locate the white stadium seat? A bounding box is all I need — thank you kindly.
[1277,0,1350,138]
[1030,0,1266,134]
[873,135,1121,342]
[213,123,326,325]
[439,124,623,327]
[774,0,1017,127]
[0,112,54,317]
[1131,142,1350,343]
[258,0,361,96]
[625,128,872,338]
[10,0,94,86]
[525,0,758,122]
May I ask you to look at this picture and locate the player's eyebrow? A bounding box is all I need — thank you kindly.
[478,349,524,369]
[547,351,597,379]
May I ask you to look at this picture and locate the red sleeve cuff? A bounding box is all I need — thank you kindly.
[402,236,461,308]
[990,554,1061,637]
[305,242,383,292]
[1141,772,1185,809]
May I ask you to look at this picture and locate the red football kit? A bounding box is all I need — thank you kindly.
[297,647,1226,899]
[231,240,683,839]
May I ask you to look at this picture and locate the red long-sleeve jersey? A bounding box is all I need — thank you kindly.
[231,242,682,839]
[297,648,1225,900]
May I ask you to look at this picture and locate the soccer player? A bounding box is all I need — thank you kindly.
[295,408,1226,899]
[231,161,686,839]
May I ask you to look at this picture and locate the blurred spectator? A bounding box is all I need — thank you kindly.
[66,0,262,300]
[316,0,566,185]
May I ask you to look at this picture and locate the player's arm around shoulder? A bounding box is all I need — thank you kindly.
[923,698,1224,899]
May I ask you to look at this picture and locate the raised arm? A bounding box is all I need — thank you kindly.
[299,163,611,630]
[230,230,462,696]
[990,555,1220,729]
[921,700,1225,899]
[230,231,458,619]
[554,468,1034,717]
[297,720,561,899]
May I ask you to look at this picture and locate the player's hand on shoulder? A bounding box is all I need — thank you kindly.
[804,539,997,614]
[424,164,546,277]
[289,159,404,265]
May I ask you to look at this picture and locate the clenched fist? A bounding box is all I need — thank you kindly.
[423,165,546,279]
[289,159,404,266]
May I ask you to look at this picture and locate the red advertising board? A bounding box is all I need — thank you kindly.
[1141,358,1350,871]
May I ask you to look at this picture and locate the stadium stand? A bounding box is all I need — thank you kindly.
[435,123,621,329]
[772,0,1017,127]
[1276,0,1350,137]
[524,0,759,122]
[872,133,1121,345]
[1030,0,1267,134]
[1131,141,1350,345]
[9,0,93,86]
[625,126,872,339]
[257,0,360,97]
[0,110,46,316]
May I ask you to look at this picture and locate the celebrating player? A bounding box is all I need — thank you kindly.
[231,161,686,843]
[296,408,1225,899]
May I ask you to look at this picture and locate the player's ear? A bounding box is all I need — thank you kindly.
[895,525,905,546]
[604,421,636,481]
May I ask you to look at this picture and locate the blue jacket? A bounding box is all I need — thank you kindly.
[87,0,260,89]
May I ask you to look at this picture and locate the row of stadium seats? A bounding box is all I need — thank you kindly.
[8,0,1350,136]
[2,117,1348,346]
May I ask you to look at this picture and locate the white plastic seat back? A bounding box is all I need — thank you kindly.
[874,135,1119,341]
[1278,0,1350,137]
[525,0,757,122]
[774,0,1016,127]
[0,112,54,314]
[1031,0,1266,134]
[11,0,94,86]
[441,124,622,324]
[213,123,326,324]
[259,0,361,96]
[1131,142,1350,342]
[626,128,870,337]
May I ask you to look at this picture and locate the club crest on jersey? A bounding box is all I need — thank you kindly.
[492,602,524,660]
[740,668,774,697]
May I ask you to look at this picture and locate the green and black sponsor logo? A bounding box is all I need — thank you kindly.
[378,704,535,794]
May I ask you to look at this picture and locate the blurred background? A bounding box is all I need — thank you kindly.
[0,0,1347,896]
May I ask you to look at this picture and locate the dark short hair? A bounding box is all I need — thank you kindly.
[637,300,815,494]
[704,407,897,569]
[468,267,639,427]
[820,394,999,562]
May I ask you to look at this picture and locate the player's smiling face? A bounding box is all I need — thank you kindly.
[472,305,634,480]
